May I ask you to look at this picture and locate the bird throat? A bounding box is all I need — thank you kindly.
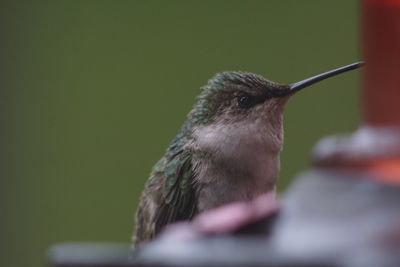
[192,121,281,212]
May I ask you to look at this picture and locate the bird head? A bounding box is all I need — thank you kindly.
[190,62,363,154]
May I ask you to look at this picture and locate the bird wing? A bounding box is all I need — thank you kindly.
[134,125,198,246]
[153,149,197,234]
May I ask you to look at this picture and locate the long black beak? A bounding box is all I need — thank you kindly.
[289,62,364,92]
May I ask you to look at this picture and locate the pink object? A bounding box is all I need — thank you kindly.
[159,192,278,242]
[194,192,278,235]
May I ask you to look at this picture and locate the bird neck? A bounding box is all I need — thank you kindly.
[191,122,282,211]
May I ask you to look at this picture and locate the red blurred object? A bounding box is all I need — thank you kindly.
[362,0,400,125]
[314,0,400,184]
[360,0,400,182]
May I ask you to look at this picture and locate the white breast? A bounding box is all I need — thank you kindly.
[192,121,281,211]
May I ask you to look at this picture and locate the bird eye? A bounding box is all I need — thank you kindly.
[237,93,255,109]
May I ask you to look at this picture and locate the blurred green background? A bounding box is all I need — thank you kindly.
[1,1,360,266]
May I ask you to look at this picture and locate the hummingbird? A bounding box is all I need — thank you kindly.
[133,62,362,247]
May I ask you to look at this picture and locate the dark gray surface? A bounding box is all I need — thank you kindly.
[48,243,133,267]
[49,169,400,267]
